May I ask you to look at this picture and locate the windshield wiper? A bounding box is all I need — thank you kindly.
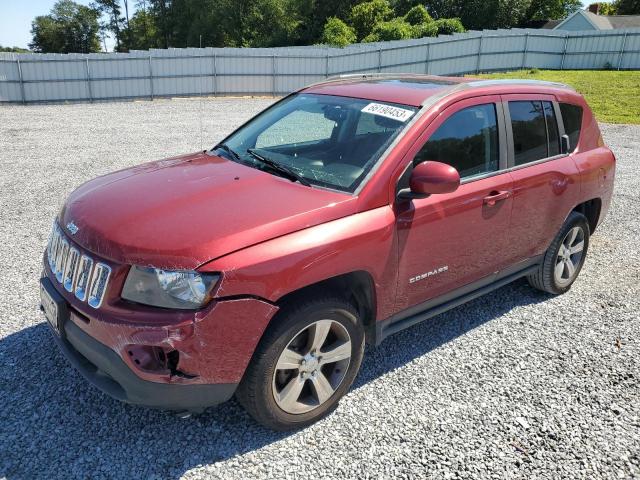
[246,149,311,187]
[214,143,242,163]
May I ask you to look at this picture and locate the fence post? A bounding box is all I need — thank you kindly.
[272,54,277,96]
[325,51,330,78]
[212,53,217,96]
[475,35,483,74]
[148,55,154,100]
[560,34,569,70]
[85,58,93,102]
[522,33,529,69]
[424,42,430,74]
[617,32,628,70]
[378,48,382,72]
[16,58,26,104]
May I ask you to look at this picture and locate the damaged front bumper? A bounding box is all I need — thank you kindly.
[41,269,279,411]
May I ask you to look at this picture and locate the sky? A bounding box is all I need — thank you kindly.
[0,0,591,51]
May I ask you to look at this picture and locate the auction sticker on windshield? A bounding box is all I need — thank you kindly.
[361,103,414,122]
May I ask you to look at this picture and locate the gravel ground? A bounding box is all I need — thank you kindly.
[0,99,638,480]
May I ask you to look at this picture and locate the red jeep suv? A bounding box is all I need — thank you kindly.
[40,74,615,430]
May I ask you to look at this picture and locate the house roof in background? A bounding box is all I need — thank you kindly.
[605,15,640,28]
[554,9,640,30]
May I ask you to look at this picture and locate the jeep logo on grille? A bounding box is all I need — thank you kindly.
[66,222,79,235]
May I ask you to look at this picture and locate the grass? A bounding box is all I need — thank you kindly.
[474,70,640,125]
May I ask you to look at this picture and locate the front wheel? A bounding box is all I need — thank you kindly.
[527,211,590,295]
[236,297,365,431]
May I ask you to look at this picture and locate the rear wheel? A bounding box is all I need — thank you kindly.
[527,211,590,294]
[236,297,365,430]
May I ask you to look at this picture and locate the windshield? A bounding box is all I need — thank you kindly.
[217,93,418,193]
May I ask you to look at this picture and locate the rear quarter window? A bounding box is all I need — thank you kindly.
[559,103,583,151]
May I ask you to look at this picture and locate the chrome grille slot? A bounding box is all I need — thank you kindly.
[55,239,69,283]
[45,223,111,310]
[87,263,111,309]
[75,255,94,302]
[49,226,62,273]
[63,248,80,292]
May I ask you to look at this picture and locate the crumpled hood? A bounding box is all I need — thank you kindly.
[60,151,356,269]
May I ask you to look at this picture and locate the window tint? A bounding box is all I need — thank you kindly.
[544,101,560,157]
[415,104,499,178]
[509,101,548,165]
[560,103,583,151]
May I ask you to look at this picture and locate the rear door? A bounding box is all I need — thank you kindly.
[502,94,581,261]
[394,95,515,312]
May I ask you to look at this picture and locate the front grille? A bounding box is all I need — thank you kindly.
[46,223,111,309]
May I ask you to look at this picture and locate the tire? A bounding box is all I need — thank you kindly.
[236,296,365,431]
[527,211,590,295]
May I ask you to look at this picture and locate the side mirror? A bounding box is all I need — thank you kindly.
[398,161,460,200]
[560,134,571,154]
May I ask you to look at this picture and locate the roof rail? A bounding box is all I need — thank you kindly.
[465,78,574,90]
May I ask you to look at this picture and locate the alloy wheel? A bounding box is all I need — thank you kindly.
[272,319,352,414]
[554,226,585,286]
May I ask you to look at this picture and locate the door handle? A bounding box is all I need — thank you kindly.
[483,190,511,206]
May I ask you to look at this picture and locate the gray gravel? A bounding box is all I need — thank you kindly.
[0,99,638,480]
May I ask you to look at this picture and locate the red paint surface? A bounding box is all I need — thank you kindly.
[47,76,615,388]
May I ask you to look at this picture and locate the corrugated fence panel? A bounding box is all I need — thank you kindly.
[620,31,640,69]
[480,34,528,72]
[330,50,379,75]
[1,28,638,103]
[0,56,21,102]
[524,34,566,69]
[564,32,625,69]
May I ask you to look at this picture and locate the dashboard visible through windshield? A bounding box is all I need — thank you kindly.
[216,93,418,193]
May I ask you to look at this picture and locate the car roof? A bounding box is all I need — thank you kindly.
[301,74,574,107]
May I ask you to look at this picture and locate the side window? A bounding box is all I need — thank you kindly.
[414,103,499,179]
[544,101,560,157]
[256,105,336,148]
[509,101,548,165]
[560,103,583,151]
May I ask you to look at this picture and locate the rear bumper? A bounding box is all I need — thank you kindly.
[52,315,237,411]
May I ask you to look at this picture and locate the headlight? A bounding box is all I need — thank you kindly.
[122,266,219,310]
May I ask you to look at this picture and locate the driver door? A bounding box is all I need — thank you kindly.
[394,96,516,312]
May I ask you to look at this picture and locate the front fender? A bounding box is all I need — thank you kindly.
[199,206,399,322]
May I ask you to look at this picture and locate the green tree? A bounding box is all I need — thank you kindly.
[124,6,160,49]
[526,0,582,20]
[363,17,413,41]
[614,0,640,13]
[322,17,357,46]
[433,17,464,33]
[29,0,101,53]
[350,0,394,40]
[404,4,433,24]
[411,21,438,37]
[597,2,618,14]
[168,0,228,47]
[95,0,125,51]
[216,0,300,47]
[0,46,30,53]
[292,0,361,46]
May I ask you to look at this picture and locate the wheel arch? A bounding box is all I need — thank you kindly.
[273,271,378,344]
[573,197,602,233]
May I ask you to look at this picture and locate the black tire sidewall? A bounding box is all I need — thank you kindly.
[239,298,365,430]
[543,212,590,294]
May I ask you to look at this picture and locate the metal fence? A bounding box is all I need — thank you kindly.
[1,28,639,104]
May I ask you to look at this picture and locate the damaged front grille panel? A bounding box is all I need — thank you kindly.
[47,223,111,309]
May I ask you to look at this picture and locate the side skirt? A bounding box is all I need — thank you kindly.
[375,256,542,346]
